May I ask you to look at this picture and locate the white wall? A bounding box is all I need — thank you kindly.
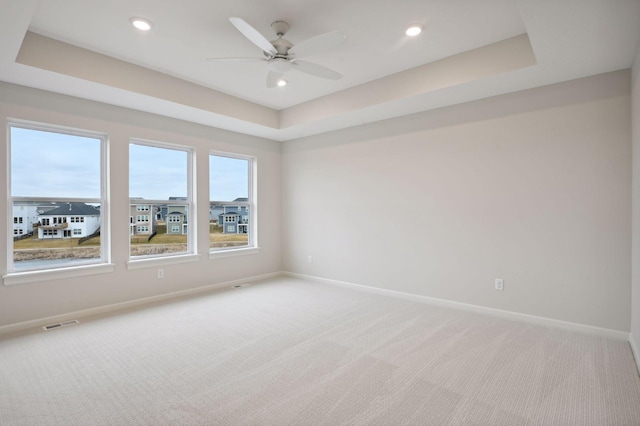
[283,70,631,332]
[631,42,640,361]
[0,82,282,328]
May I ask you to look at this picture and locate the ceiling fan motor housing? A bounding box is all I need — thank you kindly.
[268,57,293,73]
[270,38,293,56]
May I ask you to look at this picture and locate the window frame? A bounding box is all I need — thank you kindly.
[127,138,198,268]
[209,151,258,258]
[4,119,113,284]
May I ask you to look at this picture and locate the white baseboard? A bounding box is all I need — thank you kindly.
[283,272,630,341]
[0,272,281,337]
[630,334,640,376]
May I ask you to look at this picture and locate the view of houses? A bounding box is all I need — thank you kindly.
[13,197,249,241]
[13,202,100,240]
[209,198,250,235]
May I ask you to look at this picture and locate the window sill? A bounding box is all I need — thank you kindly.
[3,263,116,286]
[127,253,201,270]
[209,247,261,260]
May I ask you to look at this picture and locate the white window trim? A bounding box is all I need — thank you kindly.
[3,263,116,286]
[127,254,201,270]
[209,151,257,254]
[6,120,111,280]
[209,247,260,260]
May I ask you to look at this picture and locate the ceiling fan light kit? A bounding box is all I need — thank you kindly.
[405,23,423,36]
[208,17,345,88]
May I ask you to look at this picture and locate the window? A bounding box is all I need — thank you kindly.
[171,225,180,233]
[129,141,194,260]
[8,123,108,273]
[209,153,255,251]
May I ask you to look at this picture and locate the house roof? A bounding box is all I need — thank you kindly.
[40,203,100,216]
[220,212,238,216]
[167,211,185,215]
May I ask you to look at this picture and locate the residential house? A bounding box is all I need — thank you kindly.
[12,204,39,237]
[36,202,100,239]
[218,208,249,234]
[212,198,249,234]
[129,203,156,236]
[166,205,187,235]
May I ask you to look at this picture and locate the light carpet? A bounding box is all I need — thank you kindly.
[1,276,639,425]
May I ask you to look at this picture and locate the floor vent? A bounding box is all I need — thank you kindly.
[232,284,251,289]
[43,320,80,331]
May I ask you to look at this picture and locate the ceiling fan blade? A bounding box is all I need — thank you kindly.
[289,31,345,58]
[266,70,285,88]
[293,60,343,80]
[206,57,266,62]
[229,17,277,55]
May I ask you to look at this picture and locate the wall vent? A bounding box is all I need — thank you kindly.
[43,319,80,331]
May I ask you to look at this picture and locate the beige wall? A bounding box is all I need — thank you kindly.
[631,44,640,355]
[0,82,282,327]
[1,69,635,335]
[282,70,632,331]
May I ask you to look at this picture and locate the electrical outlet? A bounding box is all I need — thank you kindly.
[307,255,313,264]
[495,278,504,291]
[157,269,164,279]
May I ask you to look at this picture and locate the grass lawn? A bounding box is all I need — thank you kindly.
[14,235,99,249]
[210,234,248,243]
[15,230,247,249]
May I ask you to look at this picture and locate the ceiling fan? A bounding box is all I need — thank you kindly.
[208,17,345,87]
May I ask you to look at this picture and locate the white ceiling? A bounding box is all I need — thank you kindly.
[1,0,639,141]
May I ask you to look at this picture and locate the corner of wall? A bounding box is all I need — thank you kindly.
[630,37,640,360]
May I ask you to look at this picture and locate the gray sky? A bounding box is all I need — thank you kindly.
[10,127,249,202]
[129,143,187,200]
[11,127,101,198]
[209,154,248,202]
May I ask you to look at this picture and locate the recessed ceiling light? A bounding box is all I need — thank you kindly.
[405,24,423,37]
[277,79,287,87]
[130,17,153,31]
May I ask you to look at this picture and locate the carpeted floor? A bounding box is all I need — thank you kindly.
[1,276,639,425]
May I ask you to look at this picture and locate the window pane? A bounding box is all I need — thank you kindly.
[12,201,102,271]
[129,142,191,259]
[129,144,187,200]
[11,127,101,198]
[9,125,105,273]
[210,154,251,251]
[130,203,188,258]
[209,155,248,202]
[210,204,250,249]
